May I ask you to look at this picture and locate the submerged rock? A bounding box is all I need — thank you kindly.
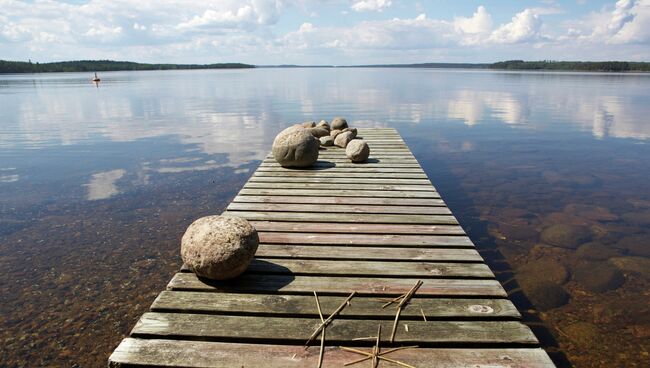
[609,256,650,280]
[346,140,370,163]
[517,259,569,284]
[272,126,319,168]
[334,131,355,148]
[540,224,592,249]
[576,242,621,261]
[319,136,334,146]
[181,216,259,280]
[573,261,625,293]
[621,211,650,225]
[331,117,348,130]
[615,234,650,257]
[519,279,570,311]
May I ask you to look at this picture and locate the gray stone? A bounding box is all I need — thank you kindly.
[342,127,357,138]
[319,136,334,146]
[576,242,621,261]
[331,117,348,130]
[307,127,330,138]
[301,121,316,128]
[345,140,370,163]
[334,131,355,148]
[540,224,592,249]
[573,261,625,292]
[330,129,342,138]
[272,126,319,168]
[181,216,259,280]
[316,120,330,131]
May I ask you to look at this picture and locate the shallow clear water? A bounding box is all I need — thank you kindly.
[1,68,649,367]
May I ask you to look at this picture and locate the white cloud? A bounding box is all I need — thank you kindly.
[351,0,392,13]
[489,9,544,44]
[453,6,493,45]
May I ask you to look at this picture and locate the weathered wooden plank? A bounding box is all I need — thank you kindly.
[258,232,473,246]
[253,171,429,178]
[256,167,425,173]
[248,176,432,185]
[243,182,436,191]
[250,222,466,235]
[109,339,555,368]
[235,196,445,207]
[223,211,458,224]
[260,162,421,168]
[255,244,481,261]
[131,313,537,345]
[245,259,494,278]
[168,273,506,296]
[238,189,441,198]
[151,291,520,319]
[227,202,451,214]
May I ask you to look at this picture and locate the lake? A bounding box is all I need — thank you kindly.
[1,68,649,367]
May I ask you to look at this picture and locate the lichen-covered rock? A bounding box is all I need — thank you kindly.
[573,261,625,292]
[307,127,330,138]
[317,120,330,131]
[181,216,259,280]
[540,224,592,249]
[319,136,334,146]
[331,117,348,130]
[272,126,319,168]
[345,140,370,163]
[330,129,342,138]
[519,279,570,311]
[342,127,357,138]
[334,131,355,148]
[301,121,316,128]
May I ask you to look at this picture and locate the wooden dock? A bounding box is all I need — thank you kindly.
[109,128,554,367]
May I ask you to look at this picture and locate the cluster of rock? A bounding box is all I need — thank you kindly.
[272,117,370,167]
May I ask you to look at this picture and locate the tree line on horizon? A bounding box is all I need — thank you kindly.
[0,60,254,73]
[0,59,648,73]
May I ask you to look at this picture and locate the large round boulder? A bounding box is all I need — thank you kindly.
[319,136,334,146]
[576,242,621,261]
[330,129,342,138]
[519,279,570,311]
[181,216,259,280]
[334,131,355,148]
[342,127,357,138]
[331,117,348,130]
[540,224,592,249]
[573,261,624,292]
[345,140,370,163]
[301,121,316,128]
[517,259,569,284]
[615,235,650,257]
[272,126,319,168]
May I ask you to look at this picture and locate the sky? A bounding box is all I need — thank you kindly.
[0,0,649,65]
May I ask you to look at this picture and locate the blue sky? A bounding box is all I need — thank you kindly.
[1,0,648,64]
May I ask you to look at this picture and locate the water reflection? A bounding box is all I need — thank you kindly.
[1,68,649,367]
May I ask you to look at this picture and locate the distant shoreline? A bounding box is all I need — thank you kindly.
[1,59,649,74]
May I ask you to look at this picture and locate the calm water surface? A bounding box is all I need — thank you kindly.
[1,69,649,367]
